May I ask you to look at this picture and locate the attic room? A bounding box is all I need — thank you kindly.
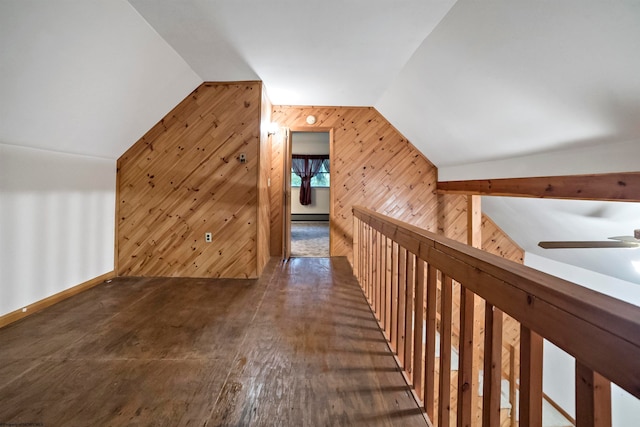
[1,1,639,426]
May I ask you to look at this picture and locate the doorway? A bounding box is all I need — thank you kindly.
[289,131,330,257]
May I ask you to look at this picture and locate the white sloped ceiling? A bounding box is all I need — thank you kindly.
[0,0,201,159]
[376,1,640,285]
[129,0,457,106]
[376,1,640,170]
[2,0,639,286]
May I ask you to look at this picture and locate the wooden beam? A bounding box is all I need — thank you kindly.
[437,172,640,202]
[467,195,482,247]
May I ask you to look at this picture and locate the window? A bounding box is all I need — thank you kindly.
[291,160,330,187]
[291,155,329,205]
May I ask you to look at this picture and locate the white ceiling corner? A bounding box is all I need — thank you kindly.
[129,0,457,106]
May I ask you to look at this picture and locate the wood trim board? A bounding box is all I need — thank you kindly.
[0,271,116,329]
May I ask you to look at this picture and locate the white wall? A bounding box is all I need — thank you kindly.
[0,0,202,317]
[292,132,330,155]
[292,132,330,215]
[0,144,115,317]
[291,187,330,215]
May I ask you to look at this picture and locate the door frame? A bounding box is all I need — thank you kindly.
[284,126,334,259]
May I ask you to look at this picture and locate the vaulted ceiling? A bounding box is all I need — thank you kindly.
[2,0,639,288]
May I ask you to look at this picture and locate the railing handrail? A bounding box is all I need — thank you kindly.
[353,206,640,400]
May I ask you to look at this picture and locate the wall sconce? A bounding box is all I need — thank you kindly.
[267,122,279,136]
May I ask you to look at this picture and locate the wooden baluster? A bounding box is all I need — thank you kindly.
[576,361,612,427]
[520,326,543,427]
[509,345,517,427]
[413,258,425,397]
[372,229,378,317]
[404,252,415,374]
[390,241,399,353]
[398,246,408,364]
[353,217,359,283]
[362,224,368,297]
[439,274,454,427]
[457,286,475,427]
[376,234,382,324]
[368,225,373,304]
[376,232,382,321]
[360,221,365,289]
[424,264,438,422]
[369,225,374,304]
[482,304,503,427]
[466,194,483,427]
[385,237,392,339]
[377,233,386,327]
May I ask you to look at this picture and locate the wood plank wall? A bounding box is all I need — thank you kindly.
[256,86,273,276]
[270,106,524,265]
[269,125,286,257]
[257,86,272,275]
[117,82,265,278]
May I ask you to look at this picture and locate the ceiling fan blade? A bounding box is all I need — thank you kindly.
[538,240,640,249]
[608,235,640,243]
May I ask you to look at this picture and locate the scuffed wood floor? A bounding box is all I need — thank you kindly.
[0,257,427,426]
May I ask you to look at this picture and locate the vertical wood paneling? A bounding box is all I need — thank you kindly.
[270,107,437,261]
[257,86,272,275]
[117,82,264,278]
[269,128,285,256]
[270,106,524,266]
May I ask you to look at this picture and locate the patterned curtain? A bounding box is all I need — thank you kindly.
[292,154,329,205]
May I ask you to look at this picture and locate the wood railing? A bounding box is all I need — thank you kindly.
[352,206,640,427]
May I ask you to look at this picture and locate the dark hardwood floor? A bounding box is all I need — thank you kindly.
[0,257,427,426]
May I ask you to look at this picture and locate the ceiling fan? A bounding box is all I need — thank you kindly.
[538,229,640,249]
